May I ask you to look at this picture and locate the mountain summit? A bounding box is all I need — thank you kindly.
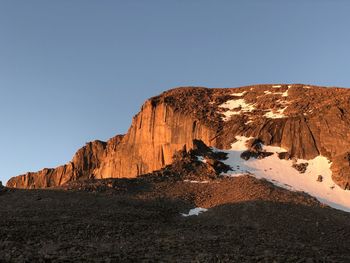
[7,84,350,211]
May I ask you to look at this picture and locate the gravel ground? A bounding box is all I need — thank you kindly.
[1,176,350,262]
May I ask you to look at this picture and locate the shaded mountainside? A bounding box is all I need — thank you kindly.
[1,171,350,261]
[7,84,350,190]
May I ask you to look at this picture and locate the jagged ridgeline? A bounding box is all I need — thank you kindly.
[7,84,350,191]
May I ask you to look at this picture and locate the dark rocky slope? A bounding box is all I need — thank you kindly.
[7,84,350,189]
[2,144,350,261]
[1,173,350,262]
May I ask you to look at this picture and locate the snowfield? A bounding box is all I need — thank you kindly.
[217,136,350,212]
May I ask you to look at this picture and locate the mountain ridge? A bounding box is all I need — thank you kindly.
[7,84,350,197]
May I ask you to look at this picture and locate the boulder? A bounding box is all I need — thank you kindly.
[292,163,309,174]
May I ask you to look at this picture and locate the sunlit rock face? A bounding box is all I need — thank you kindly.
[7,84,350,190]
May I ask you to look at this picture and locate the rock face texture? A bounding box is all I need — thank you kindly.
[7,84,350,189]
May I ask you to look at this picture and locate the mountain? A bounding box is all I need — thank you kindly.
[6,84,350,211]
[1,149,350,261]
[3,84,350,261]
[3,171,350,261]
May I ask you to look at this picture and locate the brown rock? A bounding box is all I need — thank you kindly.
[7,140,106,189]
[247,138,263,152]
[292,163,309,174]
[330,152,350,190]
[7,84,350,189]
[240,151,273,161]
[278,152,290,160]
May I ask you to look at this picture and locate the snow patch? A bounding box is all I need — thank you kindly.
[184,180,209,184]
[282,89,289,97]
[196,156,207,163]
[230,136,253,150]
[219,136,350,212]
[263,89,288,97]
[181,207,208,217]
[264,106,287,119]
[272,85,282,88]
[219,98,255,121]
[231,91,247,97]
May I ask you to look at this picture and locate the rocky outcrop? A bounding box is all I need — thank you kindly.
[7,96,217,188]
[93,99,217,179]
[7,84,350,189]
[7,140,107,189]
[330,152,350,190]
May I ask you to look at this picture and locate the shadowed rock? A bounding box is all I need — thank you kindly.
[292,163,309,174]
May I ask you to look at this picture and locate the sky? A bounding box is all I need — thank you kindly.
[1,0,350,184]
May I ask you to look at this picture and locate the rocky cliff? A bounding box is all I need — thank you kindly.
[7,84,350,189]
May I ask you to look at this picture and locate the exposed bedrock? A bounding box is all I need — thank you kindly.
[7,85,350,189]
[7,100,216,188]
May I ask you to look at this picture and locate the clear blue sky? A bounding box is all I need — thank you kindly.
[1,0,350,183]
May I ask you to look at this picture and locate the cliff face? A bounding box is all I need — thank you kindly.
[7,84,350,189]
[7,98,217,188]
[7,140,108,189]
[94,100,217,178]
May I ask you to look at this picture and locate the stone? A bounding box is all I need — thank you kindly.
[247,138,263,153]
[292,163,309,174]
[7,84,350,189]
[278,152,290,160]
[240,149,273,161]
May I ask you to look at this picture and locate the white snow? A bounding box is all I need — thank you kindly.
[263,89,288,97]
[196,156,207,163]
[264,106,287,119]
[282,89,289,97]
[219,136,350,212]
[272,85,282,88]
[304,86,311,89]
[184,180,209,184]
[230,136,253,151]
[219,98,255,121]
[231,91,247,97]
[181,207,208,217]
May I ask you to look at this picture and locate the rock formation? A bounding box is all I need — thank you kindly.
[7,84,350,190]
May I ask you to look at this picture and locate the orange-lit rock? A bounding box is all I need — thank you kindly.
[7,84,350,189]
